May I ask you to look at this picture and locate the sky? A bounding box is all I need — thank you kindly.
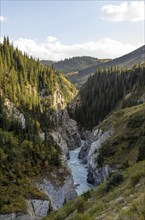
[0,0,145,61]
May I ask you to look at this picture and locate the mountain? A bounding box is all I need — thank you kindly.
[43,59,145,220]
[68,45,145,88]
[1,37,145,220]
[0,37,81,219]
[41,56,111,74]
[41,46,144,90]
[71,63,145,128]
[40,60,55,66]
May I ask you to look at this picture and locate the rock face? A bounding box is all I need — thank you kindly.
[79,128,114,185]
[0,169,77,220]
[78,141,90,161]
[56,108,81,150]
[52,87,66,109]
[38,174,77,210]
[4,98,25,129]
[87,164,111,185]
[0,199,50,220]
[78,129,101,162]
[79,129,102,163]
[49,84,81,150]
[50,130,69,160]
[27,199,50,219]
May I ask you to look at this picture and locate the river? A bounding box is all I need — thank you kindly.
[67,142,94,195]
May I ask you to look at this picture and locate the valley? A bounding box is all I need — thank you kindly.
[0,37,145,220]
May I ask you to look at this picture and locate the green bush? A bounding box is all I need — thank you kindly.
[76,197,85,213]
[70,212,92,220]
[127,114,145,128]
[137,141,145,162]
[106,172,123,191]
[82,190,92,200]
[130,174,140,187]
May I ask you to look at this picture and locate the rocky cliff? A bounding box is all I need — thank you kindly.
[50,83,81,151]
[79,128,114,185]
[38,173,77,210]
[57,108,81,150]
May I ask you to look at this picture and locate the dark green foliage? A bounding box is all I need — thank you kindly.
[0,37,75,128]
[97,142,115,167]
[105,172,123,192]
[76,197,85,213]
[137,137,145,162]
[127,114,145,128]
[0,37,76,213]
[130,174,141,187]
[73,65,145,128]
[82,190,92,201]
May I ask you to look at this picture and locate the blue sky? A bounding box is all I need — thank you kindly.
[0,1,144,60]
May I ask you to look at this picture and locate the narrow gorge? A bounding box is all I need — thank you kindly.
[1,38,145,220]
[67,141,93,196]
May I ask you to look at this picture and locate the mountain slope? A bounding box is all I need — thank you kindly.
[43,101,145,220]
[43,161,145,220]
[41,56,111,74]
[69,45,145,88]
[70,63,145,128]
[43,63,145,220]
[0,37,78,216]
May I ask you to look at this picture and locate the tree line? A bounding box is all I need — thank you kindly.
[73,64,145,128]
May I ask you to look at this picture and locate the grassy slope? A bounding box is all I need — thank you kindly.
[43,103,145,220]
[98,103,145,168]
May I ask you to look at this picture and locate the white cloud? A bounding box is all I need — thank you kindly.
[0,16,8,22]
[102,1,145,22]
[12,36,141,61]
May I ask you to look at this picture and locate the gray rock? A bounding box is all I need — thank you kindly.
[0,213,16,220]
[0,199,50,220]
[27,199,50,217]
[78,129,102,162]
[87,164,111,185]
[86,128,114,185]
[75,128,114,185]
[114,197,125,204]
[87,170,95,184]
[78,141,90,162]
[38,175,77,210]
[0,213,35,220]
[50,130,69,161]
[57,109,81,150]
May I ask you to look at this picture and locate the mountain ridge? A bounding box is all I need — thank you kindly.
[41,45,145,89]
[1,37,145,220]
[40,56,111,74]
[0,37,80,219]
[43,59,145,220]
[69,45,145,88]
